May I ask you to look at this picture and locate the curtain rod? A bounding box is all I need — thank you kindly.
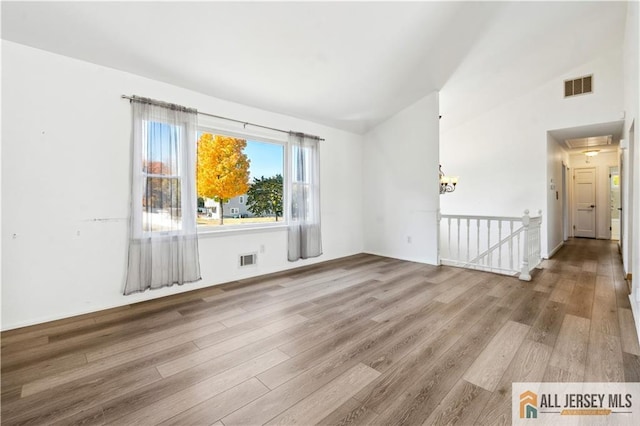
[121,95,324,141]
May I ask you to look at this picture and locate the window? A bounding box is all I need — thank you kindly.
[141,121,184,234]
[196,130,284,231]
[291,144,313,218]
[125,97,201,295]
[287,133,322,261]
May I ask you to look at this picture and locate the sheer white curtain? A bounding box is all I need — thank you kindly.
[124,97,201,295]
[288,133,323,261]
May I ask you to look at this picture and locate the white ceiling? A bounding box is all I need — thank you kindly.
[0,1,629,134]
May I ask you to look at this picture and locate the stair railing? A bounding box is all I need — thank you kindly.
[438,210,542,281]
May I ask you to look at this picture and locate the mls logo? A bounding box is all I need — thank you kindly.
[520,390,538,419]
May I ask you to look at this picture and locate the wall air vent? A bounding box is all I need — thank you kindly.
[239,253,257,267]
[564,75,593,97]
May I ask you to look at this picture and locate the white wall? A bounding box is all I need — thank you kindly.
[1,41,364,330]
[362,93,440,264]
[567,151,619,240]
[546,135,570,256]
[0,40,3,330]
[440,48,624,258]
[621,1,640,331]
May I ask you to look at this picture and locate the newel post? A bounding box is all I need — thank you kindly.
[519,209,532,281]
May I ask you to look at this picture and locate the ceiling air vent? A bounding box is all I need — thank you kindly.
[564,135,612,150]
[564,75,593,98]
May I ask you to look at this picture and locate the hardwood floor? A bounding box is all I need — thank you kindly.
[1,238,638,425]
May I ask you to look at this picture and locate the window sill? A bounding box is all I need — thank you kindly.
[197,223,288,238]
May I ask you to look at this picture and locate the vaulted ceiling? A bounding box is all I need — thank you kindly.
[1,1,629,134]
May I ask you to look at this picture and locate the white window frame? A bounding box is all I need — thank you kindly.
[139,119,187,238]
[196,127,288,234]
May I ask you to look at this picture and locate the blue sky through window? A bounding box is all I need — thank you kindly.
[146,121,180,175]
[245,140,283,180]
[152,128,283,182]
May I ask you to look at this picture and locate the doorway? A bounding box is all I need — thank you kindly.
[573,167,596,238]
[562,163,569,241]
[628,121,635,287]
[610,166,620,240]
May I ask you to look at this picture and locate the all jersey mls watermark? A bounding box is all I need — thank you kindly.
[513,382,640,425]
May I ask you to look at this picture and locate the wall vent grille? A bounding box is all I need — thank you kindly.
[239,253,257,267]
[564,75,593,97]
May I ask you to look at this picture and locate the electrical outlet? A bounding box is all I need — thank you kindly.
[407,236,412,244]
[260,244,265,253]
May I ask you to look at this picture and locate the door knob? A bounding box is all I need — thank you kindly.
[590,204,595,208]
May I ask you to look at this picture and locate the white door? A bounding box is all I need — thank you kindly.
[610,166,620,240]
[574,167,596,238]
[620,151,625,251]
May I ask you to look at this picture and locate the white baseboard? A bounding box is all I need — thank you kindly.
[631,295,640,350]
[546,241,564,259]
[362,250,438,266]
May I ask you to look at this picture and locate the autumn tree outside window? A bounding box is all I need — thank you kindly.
[196,129,285,231]
[196,133,250,225]
[140,121,185,234]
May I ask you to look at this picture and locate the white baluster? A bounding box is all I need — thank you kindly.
[487,220,491,270]
[466,218,470,262]
[447,217,451,259]
[457,218,461,262]
[476,218,480,264]
[509,220,514,271]
[498,220,502,270]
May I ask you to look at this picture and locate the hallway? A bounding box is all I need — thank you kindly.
[536,238,640,382]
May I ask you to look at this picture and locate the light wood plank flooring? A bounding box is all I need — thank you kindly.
[1,238,638,425]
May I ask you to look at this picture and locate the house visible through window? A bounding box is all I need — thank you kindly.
[125,98,201,295]
[196,130,285,231]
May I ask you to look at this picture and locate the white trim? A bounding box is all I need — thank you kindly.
[362,250,438,266]
[630,295,640,354]
[547,241,564,258]
[198,223,288,237]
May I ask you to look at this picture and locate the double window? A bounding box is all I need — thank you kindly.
[131,100,321,268]
[139,125,291,233]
